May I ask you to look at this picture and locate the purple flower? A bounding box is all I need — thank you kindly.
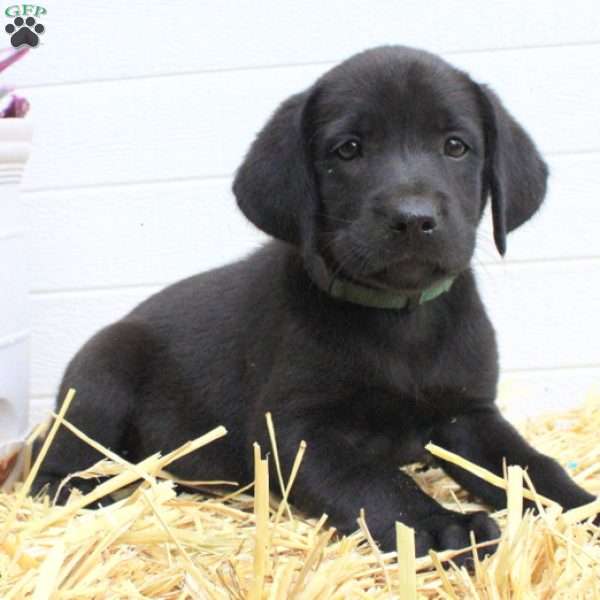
[0,93,29,117]
[0,47,29,118]
[0,47,28,74]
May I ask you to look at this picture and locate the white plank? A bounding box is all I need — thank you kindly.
[20,44,600,192]
[22,151,600,293]
[476,259,600,372]
[9,0,600,87]
[23,178,267,292]
[475,152,600,264]
[498,368,600,422]
[30,286,157,397]
[29,260,599,397]
[30,367,600,429]
[449,46,600,160]
[21,63,319,191]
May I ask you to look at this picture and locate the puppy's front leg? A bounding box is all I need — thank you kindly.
[264,411,499,556]
[431,406,596,512]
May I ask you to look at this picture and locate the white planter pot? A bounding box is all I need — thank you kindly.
[0,118,32,486]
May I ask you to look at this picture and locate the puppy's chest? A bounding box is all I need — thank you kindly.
[367,347,434,395]
[346,426,432,465]
[363,347,469,419]
[339,399,434,466]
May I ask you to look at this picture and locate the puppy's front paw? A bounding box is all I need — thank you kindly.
[414,510,500,565]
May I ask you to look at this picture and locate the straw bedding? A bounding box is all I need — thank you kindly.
[1,389,600,599]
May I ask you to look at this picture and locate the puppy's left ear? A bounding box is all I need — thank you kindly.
[233,88,318,245]
[477,85,549,256]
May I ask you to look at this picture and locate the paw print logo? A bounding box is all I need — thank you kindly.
[5,16,45,48]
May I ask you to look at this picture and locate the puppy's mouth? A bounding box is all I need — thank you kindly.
[319,230,462,293]
[357,259,450,292]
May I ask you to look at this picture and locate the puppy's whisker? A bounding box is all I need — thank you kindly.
[329,248,358,284]
[318,231,347,256]
[327,242,371,286]
[357,253,373,277]
[354,245,377,276]
[315,212,355,225]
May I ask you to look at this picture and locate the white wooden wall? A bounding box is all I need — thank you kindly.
[9,1,599,426]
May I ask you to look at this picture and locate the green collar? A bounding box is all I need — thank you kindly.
[306,255,456,311]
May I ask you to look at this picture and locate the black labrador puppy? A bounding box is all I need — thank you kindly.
[33,46,596,557]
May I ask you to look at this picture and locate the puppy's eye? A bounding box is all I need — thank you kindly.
[444,137,469,158]
[335,139,361,160]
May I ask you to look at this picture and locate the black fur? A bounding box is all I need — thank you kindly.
[33,46,594,562]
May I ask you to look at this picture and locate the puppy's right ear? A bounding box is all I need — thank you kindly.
[477,85,548,256]
[233,89,317,245]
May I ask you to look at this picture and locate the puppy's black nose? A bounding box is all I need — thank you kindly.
[389,211,438,235]
[373,194,442,237]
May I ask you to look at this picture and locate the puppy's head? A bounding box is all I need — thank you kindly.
[234,46,547,293]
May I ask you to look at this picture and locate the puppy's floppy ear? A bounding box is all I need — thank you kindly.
[477,85,548,256]
[233,89,318,245]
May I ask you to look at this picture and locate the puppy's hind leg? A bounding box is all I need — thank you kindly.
[31,319,154,504]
